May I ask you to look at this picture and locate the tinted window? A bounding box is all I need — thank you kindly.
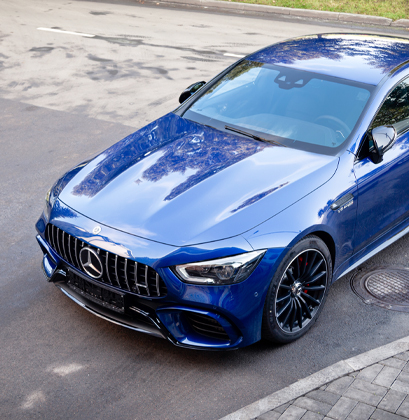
[183,61,373,155]
[371,77,409,134]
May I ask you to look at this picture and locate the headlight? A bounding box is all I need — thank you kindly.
[172,250,266,285]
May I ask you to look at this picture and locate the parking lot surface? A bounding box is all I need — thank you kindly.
[1,1,409,419]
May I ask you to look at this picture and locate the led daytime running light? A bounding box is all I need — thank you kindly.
[173,250,266,285]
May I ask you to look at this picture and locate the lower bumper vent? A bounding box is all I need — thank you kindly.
[185,312,230,341]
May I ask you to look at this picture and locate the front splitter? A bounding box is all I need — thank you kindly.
[56,280,166,339]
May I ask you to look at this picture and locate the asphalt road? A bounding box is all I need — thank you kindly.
[1,1,409,419]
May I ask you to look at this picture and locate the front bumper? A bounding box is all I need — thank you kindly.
[36,200,284,350]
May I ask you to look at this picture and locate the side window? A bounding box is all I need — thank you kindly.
[371,77,409,133]
[358,77,409,161]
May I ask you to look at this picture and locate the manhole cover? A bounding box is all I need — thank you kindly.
[351,266,409,313]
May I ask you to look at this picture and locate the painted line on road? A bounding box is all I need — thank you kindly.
[224,53,245,58]
[37,27,95,38]
[37,28,245,58]
[219,336,409,420]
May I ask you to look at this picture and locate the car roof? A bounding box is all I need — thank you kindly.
[246,33,409,86]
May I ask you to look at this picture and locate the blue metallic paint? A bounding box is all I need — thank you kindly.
[244,151,356,276]
[36,200,282,348]
[36,33,409,349]
[37,200,285,348]
[247,34,409,86]
[354,131,409,251]
[57,113,337,246]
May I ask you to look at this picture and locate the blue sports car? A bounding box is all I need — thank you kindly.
[36,33,409,349]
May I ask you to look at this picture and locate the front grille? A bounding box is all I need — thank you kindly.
[185,312,230,341]
[45,224,167,298]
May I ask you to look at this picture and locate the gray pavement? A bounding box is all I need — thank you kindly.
[260,357,409,420]
[1,0,374,129]
[221,337,409,420]
[1,1,409,420]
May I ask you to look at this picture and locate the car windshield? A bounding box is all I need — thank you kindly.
[183,60,373,155]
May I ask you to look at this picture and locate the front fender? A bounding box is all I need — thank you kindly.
[244,151,357,277]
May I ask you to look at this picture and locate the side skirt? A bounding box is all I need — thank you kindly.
[335,223,409,280]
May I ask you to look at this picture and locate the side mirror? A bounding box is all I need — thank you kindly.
[179,81,206,104]
[370,125,396,164]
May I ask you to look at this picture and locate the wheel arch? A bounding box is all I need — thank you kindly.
[244,227,337,275]
[309,230,336,273]
[281,229,336,274]
[261,231,333,343]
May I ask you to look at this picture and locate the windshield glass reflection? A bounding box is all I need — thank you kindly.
[184,60,372,152]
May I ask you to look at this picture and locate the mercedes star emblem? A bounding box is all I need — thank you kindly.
[93,226,102,235]
[79,247,103,279]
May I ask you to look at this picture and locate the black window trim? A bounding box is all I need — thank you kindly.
[355,72,409,163]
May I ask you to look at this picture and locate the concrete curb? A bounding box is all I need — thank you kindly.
[141,0,409,28]
[219,336,409,420]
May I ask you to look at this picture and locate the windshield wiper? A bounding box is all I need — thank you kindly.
[225,125,287,147]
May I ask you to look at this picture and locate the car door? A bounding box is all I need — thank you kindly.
[353,76,409,253]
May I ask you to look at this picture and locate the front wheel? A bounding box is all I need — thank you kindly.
[262,236,332,344]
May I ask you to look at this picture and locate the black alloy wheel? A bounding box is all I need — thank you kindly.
[262,236,332,344]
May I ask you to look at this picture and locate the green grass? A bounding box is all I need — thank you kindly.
[224,0,409,20]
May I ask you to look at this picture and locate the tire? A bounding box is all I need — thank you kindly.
[262,235,332,344]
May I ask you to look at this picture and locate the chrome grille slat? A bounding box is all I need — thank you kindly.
[133,263,149,294]
[124,259,131,291]
[67,235,74,265]
[74,238,80,268]
[133,262,141,294]
[45,224,166,298]
[61,231,68,262]
[145,265,150,297]
[56,227,63,258]
[114,255,121,288]
[105,251,113,285]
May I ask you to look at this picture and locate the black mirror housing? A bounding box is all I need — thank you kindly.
[179,81,206,104]
[370,125,396,164]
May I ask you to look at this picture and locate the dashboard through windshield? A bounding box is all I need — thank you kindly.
[182,60,373,155]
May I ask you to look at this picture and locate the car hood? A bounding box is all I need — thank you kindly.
[59,113,338,246]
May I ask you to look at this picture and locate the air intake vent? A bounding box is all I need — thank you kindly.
[45,224,167,298]
[185,312,230,341]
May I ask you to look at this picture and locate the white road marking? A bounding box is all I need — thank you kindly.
[37,28,245,58]
[224,53,245,58]
[37,27,95,38]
